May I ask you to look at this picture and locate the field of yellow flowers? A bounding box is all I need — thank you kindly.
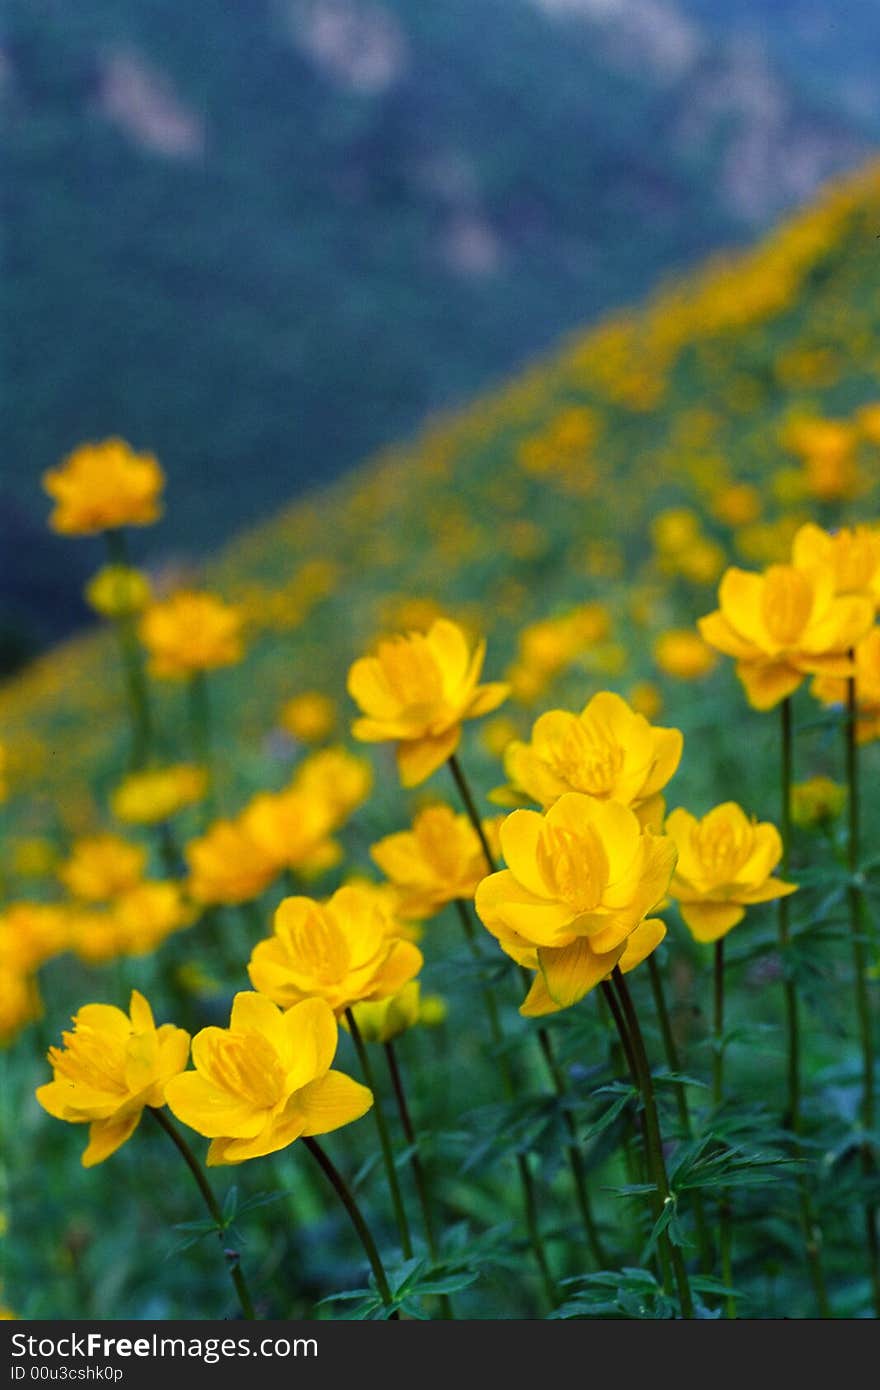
[4,161,880,1320]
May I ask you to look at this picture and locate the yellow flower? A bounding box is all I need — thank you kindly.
[43,439,164,535]
[112,882,193,955]
[348,618,508,786]
[165,992,372,1165]
[790,776,847,829]
[791,523,880,605]
[185,820,278,905]
[240,789,341,878]
[653,629,718,680]
[85,565,152,619]
[812,627,880,742]
[139,591,244,679]
[698,564,873,709]
[59,835,147,903]
[0,903,68,972]
[627,681,663,720]
[513,918,668,1017]
[371,805,502,919]
[66,909,125,965]
[247,885,423,1015]
[0,968,42,1046]
[345,981,421,1044]
[112,764,207,825]
[665,803,796,941]
[35,991,189,1166]
[475,794,676,1013]
[280,692,336,743]
[479,714,521,758]
[291,747,373,826]
[711,483,761,528]
[498,691,682,830]
[338,877,423,944]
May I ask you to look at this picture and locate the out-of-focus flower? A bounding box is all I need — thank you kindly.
[506,605,611,704]
[475,794,675,1013]
[0,902,67,972]
[812,627,880,742]
[791,523,880,605]
[666,803,796,941]
[59,835,147,903]
[345,981,421,1044]
[247,886,423,1015]
[0,968,42,1046]
[35,991,189,1166]
[66,910,124,966]
[790,776,847,829]
[140,591,244,679]
[165,993,372,1166]
[279,692,336,743]
[185,820,278,905]
[627,681,663,720]
[10,838,58,880]
[85,566,152,619]
[653,629,718,680]
[43,439,164,535]
[711,483,761,528]
[291,747,373,825]
[479,714,521,758]
[418,994,448,1027]
[111,765,207,825]
[112,882,193,955]
[240,789,341,879]
[699,564,872,709]
[498,691,682,830]
[348,618,508,786]
[371,805,502,919]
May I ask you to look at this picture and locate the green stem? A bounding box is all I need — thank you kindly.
[453,897,557,1309]
[646,955,712,1275]
[148,1107,255,1319]
[303,1136,395,1311]
[845,671,880,1316]
[448,753,498,872]
[779,698,831,1318]
[188,672,217,820]
[346,1009,413,1260]
[713,940,735,1318]
[384,1041,454,1319]
[104,529,153,770]
[612,969,694,1319]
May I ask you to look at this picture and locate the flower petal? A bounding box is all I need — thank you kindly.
[298,1071,374,1136]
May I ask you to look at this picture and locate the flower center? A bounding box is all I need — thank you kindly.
[51,1027,129,1095]
[545,718,625,796]
[212,1033,286,1108]
[692,814,752,882]
[287,905,350,985]
[537,825,607,913]
[761,566,813,645]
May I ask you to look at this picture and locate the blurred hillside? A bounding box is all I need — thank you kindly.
[4,0,877,662]
[4,158,880,829]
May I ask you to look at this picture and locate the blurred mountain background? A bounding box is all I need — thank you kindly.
[4,0,877,668]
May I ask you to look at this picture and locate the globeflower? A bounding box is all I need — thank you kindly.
[348,618,508,786]
[345,982,422,1044]
[240,789,341,879]
[165,993,372,1165]
[290,747,373,826]
[139,591,244,680]
[791,523,880,605]
[43,439,164,535]
[790,776,847,829]
[653,629,717,680]
[112,765,207,825]
[665,803,797,941]
[35,991,189,1166]
[59,835,147,903]
[185,820,278,906]
[371,804,503,919]
[498,691,682,829]
[698,564,873,709]
[280,692,336,743]
[474,794,676,1012]
[514,918,668,1017]
[247,886,423,1015]
[111,882,193,955]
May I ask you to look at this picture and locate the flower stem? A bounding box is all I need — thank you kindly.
[384,1041,454,1318]
[611,969,694,1319]
[448,753,497,872]
[646,955,712,1275]
[779,697,831,1317]
[453,897,558,1309]
[148,1106,255,1319]
[103,529,153,770]
[845,670,880,1315]
[303,1136,395,1311]
[188,672,216,819]
[345,1009,413,1260]
[713,941,735,1318]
